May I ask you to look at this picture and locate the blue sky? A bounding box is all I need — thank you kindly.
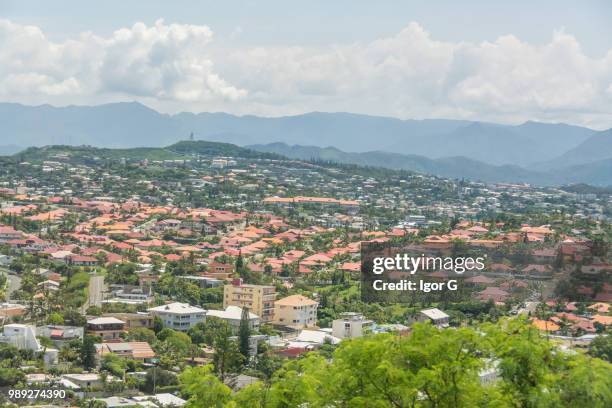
[0,1,611,128]
[2,0,610,55]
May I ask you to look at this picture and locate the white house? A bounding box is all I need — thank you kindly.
[416,308,450,328]
[61,373,115,390]
[132,393,187,407]
[148,302,206,331]
[0,324,58,366]
[288,329,341,348]
[332,312,373,339]
[206,305,260,331]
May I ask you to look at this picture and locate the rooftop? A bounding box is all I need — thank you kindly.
[87,317,126,325]
[420,308,449,320]
[275,294,319,307]
[148,302,206,314]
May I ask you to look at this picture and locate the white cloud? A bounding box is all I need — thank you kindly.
[0,18,246,104]
[219,23,612,128]
[1,19,611,128]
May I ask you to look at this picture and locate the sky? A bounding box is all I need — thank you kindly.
[1,0,611,128]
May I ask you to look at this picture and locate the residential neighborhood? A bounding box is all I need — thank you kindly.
[0,142,609,406]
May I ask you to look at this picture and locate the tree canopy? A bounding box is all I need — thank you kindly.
[178,319,612,407]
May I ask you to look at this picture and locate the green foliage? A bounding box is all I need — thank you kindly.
[155,328,193,368]
[589,334,612,362]
[81,335,97,370]
[107,262,138,285]
[100,353,127,378]
[63,271,90,308]
[126,327,157,344]
[62,308,87,326]
[47,312,65,325]
[188,317,227,347]
[172,319,612,407]
[179,365,232,408]
[86,306,102,316]
[557,355,612,407]
[59,338,82,364]
[153,315,164,334]
[210,319,244,380]
[0,367,26,386]
[164,330,193,355]
[143,367,178,393]
[168,140,282,160]
[16,145,182,163]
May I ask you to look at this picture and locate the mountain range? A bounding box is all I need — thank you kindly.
[1,101,611,186]
[247,142,612,186]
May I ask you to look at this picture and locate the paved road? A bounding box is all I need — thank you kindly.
[82,275,106,312]
[1,268,21,301]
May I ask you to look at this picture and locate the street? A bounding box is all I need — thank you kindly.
[81,275,106,313]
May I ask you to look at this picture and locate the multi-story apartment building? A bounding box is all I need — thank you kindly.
[274,295,318,329]
[148,302,206,331]
[223,279,276,322]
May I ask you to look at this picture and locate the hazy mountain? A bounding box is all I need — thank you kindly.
[249,142,612,186]
[553,158,612,186]
[0,102,179,148]
[397,121,596,166]
[248,142,556,185]
[5,137,611,186]
[172,111,470,152]
[0,102,597,167]
[533,129,612,170]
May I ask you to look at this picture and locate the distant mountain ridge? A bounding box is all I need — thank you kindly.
[0,102,601,167]
[248,142,612,187]
[4,139,611,187]
[531,129,612,170]
[403,121,595,166]
[2,101,611,185]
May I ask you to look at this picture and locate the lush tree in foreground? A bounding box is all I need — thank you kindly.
[179,318,612,407]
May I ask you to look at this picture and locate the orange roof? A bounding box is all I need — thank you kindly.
[520,226,554,235]
[531,319,560,331]
[128,342,156,359]
[591,315,612,326]
[275,295,318,307]
[588,303,610,313]
[27,209,68,221]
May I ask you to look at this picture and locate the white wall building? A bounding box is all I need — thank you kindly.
[274,295,318,329]
[416,308,450,328]
[0,324,58,366]
[148,302,206,331]
[206,306,260,331]
[332,312,373,339]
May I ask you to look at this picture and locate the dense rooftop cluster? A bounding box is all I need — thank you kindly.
[0,143,610,407]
